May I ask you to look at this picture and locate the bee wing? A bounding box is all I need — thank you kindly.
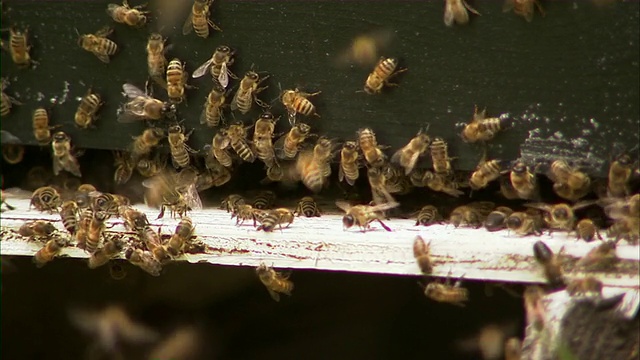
[273,133,290,159]
[93,52,111,64]
[218,62,229,88]
[443,1,456,26]
[182,12,194,35]
[106,4,119,18]
[523,202,552,212]
[335,200,353,213]
[267,288,281,302]
[370,201,400,213]
[191,58,214,79]
[199,107,209,125]
[1,130,22,144]
[65,156,83,178]
[571,200,597,211]
[122,83,147,99]
[117,100,149,123]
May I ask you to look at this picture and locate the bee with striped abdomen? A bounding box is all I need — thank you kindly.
[51,131,82,177]
[533,241,565,288]
[60,200,79,235]
[146,33,169,87]
[78,26,118,63]
[30,186,61,213]
[210,130,233,167]
[130,127,165,163]
[413,235,433,274]
[106,0,149,28]
[294,196,321,217]
[200,84,226,127]
[524,201,594,232]
[256,263,294,302]
[118,83,175,123]
[357,127,386,168]
[505,211,544,236]
[168,124,196,169]
[1,78,21,116]
[281,88,320,125]
[140,225,169,263]
[391,128,430,175]
[182,0,221,38]
[231,204,259,226]
[2,26,36,68]
[252,190,276,210]
[119,205,149,232]
[192,45,236,88]
[34,236,66,268]
[429,137,455,175]
[113,151,134,185]
[74,88,103,129]
[252,112,279,168]
[136,154,165,178]
[88,235,124,269]
[363,57,407,95]
[227,122,255,163]
[548,160,591,201]
[509,160,538,200]
[32,107,58,144]
[166,59,190,104]
[576,241,619,271]
[221,194,245,213]
[295,137,335,193]
[503,0,545,22]
[274,122,313,160]
[230,71,269,114]
[603,194,640,243]
[469,159,505,190]
[461,106,509,143]
[607,153,634,198]
[166,217,195,257]
[444,0,481,27]
[336,140,360,186]
[18,220,57,238]
[415,205,443,227]
[335,200,399,232]
[575,218,602,242]
[424,271,469,307]
[125,248,161,276]
[256,208,295,232]
[449,201,495,228]
[85,211,108,254]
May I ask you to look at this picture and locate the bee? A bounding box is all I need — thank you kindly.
[168,124,195,169]
[88,236,124,269]
[295,137,335,193]
[575,219,603,242]
[252,190,276,210]
[220,194,245,213]
[140,226,169,263]
[566,277,603,297]
[256,208,295,232]
[252,112,279,167]
[113,151,134,185]
[469,159,505,190]
[391,128,430,175]
[508,160,538,200]
[503,0,545,22]
[335,200,399,232]
[2,26,35,68]
[336,140,361,186]
[166,59,190,104]
[192,45,236,88]
[118,83,175,123]
[75,208,93,250]
[607,153,634,198]
[281,88,320,125]
[77,26,118,63]
[34,237,65,268]
[413,170,464,197]
[166,217,195,257]
[424,271,469,307]
[461,106,509,143]
[1,78,21,116]
[576,241,619,271]
[74,184,97,208]
[256,263,294,302]
[274,122,313,160]
[367,166,396,207]
[413,235,433,274]
[429,137,454,175]
[136,154,165,178]
[603,194,640,243]
[209,130,233,168]
[523,286,546,330]
[548,160,591,201]
[294,196,321,217]
[106,0,149,28]
[85,211,108,254]
[225,122,255,163]
[504,338,522,360]
[444,0,481,26]
[533,241,566,288]
[119,206,149,232]
[414,205,443,227]
[230,71,269,114]
[449,201,495,228]
[51,131,82,178]
[484,206,514,232]
[357,128,386,168]
[363,57,407,95]
[182,0,221,38]
[32,107,57,144]
[143,168,203,219]
[18,220,57,237]
[197,157,232,190]
[146,33,169,86]
[59,200,79,235]
[505,211,543,236]
[130,127,165,162]
[524,201,594,232]
[89,191,129,216]
[74,88,103,129]
[231,204,259,226]
[335,29,394,67]
[125,248,162,276]
[200,84,226,127]
[1,130,24,164]
[30,186,62,213]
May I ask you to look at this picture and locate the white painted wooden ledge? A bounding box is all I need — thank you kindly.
[1,197,639,289]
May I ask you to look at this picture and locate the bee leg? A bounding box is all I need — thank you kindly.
[156,205,166,220]
[377,219,392,232]
[207,19,222,32]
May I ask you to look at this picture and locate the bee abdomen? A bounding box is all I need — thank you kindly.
[253,191,276,210]
[232,141,255,162]
[293,97,315,116]
[213,149,233,167]
[171,146,190,168]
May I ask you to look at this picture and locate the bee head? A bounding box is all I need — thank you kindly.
[342,214,355,230]
[260,111,274,120]
[505,214,522,230]
[485,212,506,231]
[216,45,231,54]
[52,131,68,142]
[245,71,259,81]
[512,161,527,174]
[617,154,632,166]
[552,207,569,220]
[450,214,462,228]
[532,241,553,264]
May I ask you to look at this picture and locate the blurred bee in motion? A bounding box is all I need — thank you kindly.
[143,168,203,219]
[295,137,335,193]
[88,236,124,269]
[504,338,522,360]
[32,107,58,144]
[231,204,259,226]
[281,88,320,125]
[166,58,191,104]
[574,218,602,242]
[367,166,396,207]
[197,155,232,190]
[227,122,255,163]
[533,241,565,288]
[506,160,538,200]
[423,271,469,307]
[412,170,464,197]
[182,0,221,38]
[503,0,545,22]
[603,194,640,243]
[335,200,399,232]
[230,71,269,114]
[363,57,407,95]
[119,205,149,232]
[146,33,169,87]
[484,206,514,232]
[168,124,196,169]
[18,220,57,238]
[192,45,236,88]
[113,151,134,185]
[1,130,25,164]
[294,196,321,217]
[566,276,603,297]
[469,159,505,190]
[357,127,386,168]
[252,112,279,168]
[221,194,245,213]
[381,164,412,195]
[30,186,62,213]
[1,78,21,116]
[200,84,226,127]
[275,122,313,160]
[1,26,36,68]
[505,211,543,236]
[59,200,79,235]
[391,128,430,175]
[118,83,175,123]
[548,160,591,201]
[125,248,162,276]
[444,0,481,27]
[256,262,294,302]
[524,201,594,232]
[523,286,545,331]
[607,153,634,198]
[34,236,66,268]
[74,88,103,129]
[210,130,233,167]
[461,106,509,143]
[257,208,295,232]
[130,127,165,163]
[430,137,455,175]
[576,241,619,271]
[77,26,118,63]
[136,154,165,178]
[1,190,16,212]
[51,131,82,177]
[252,190,276,210]
[166,217,195,257]
[413,235,433,274]
[415,205,443,227]
[106,0,149,28]
[335,29,394,67]
[449,201,495,228]
[337,140,360,186]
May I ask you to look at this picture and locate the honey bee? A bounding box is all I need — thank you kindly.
[77,26,118,63]
[429,137,455,175]
[449,201,495,228]
[106,0,149,27]
[507,160,538,200]
[88,236,124,269]
[136,154,165,178]
[413,170,465,197]
[18,220,57,237]
[295,137,335,193]
[140,225,169,263]
[197,156,232,190]
[294,196,321,217]
[182,0,221,38]
[366,166,395,207]
[51,131,82,177]
[414,205,443,227]
[253,112,279,168]
[231,204,259,226]
[227,122,255,163]
[548,160,591,201]
[125,248,162,276]
[208,130,233,168]
[118,83,175,123]
[423,271,469,307]
[130,127,165,162]
[274,122,313,160]
[1,78,21,116]
[200,84,226,127]
[281,88,320,125]
[60,200,79,235]
[603,194,640,243]
[74,88,103,129]
[74,184,97,208]
[166,217,195,257]
[505,211,544,236]
[75,208,93,250]
[30,186,62,212]
[90,191,129,216]
[363,57,407,95]
[34,237,65,268]
[484,206,514,232]
[168,124,195,169]
[503,0,545,22]
[566,276,603,297]
[2,26,35,68]
[357,128,386,168]
[391,128,430,175]
[335,200,399,232]
[523,286,545,330]
[85,211,108,254]
[335,29,394,67]
[166,59,190,104]
[532,241,565,288]
[469,159,505,190]
[607,153,634,198]
[461,106,509,143]
[382,163,412,195]
[146,33,169,87]
[576,241,619,271]
[112,151,133,185]
[252,190,276,210]
[335,140,360,186]
[575,219,603,242]
[143,168,203,219]
[444,0,481,26]
[221,194,245,213]
[32,107,57,144]
[257,208,295,232]
[256,262,294,302]
[413,235,433,274]
[119,205,149,232]
[1,130,24,164]
[192,45,236,88]
[524,201,594,232]
[230,71,269,114]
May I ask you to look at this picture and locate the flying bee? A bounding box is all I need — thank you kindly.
[391,128,430,175]
[576,241,619,271]
[524,201,594,232]
[274,122,313,160]
[118,83,175,123]
[337,140,360,186]
[363,57,407,95]
[461,106,509,143]
[143,168,203,219]
[227,122,255,163]
[430,137,455,175]
[449,201,495,228]
[51,131,82,177]
[182,0,221,38]
[77,26,118,63]
[357,128,386,168]
[414,170,464,197]
[294,196,321,217]
[415,205,443,227]
[2,26,35,68]
[88,236,124,269]
[252,190,276,210]
[85,211,108,254]
[509,160,538,200]
[423,271,469,307]
[505,211,543,236]
[32,107,58,144]
[30,186,62,213]
[18,220,57,238]
[74,88,103,129]
[607,153,634,198]
[566,277,603,297]
[209,130,233,167]
[1,130,24,164]
[548,160,591,201]
[256,262,294,302]
[281,88,320,125]
[106,0,149,28]
[469,159,505,190]
[533,241,566,288]
[602,194,640,243]
[166,58,190,104]
[252,112,279,168]
[136,154,165,178]
[168,124,196,169]
[113,151,134,185]
[125,248,162,276]
[200,84,226,127]
[230,71,269,114]
[413,235,433,274]
[59,200,79,235]
[89,192,129,216]
[34,237,66,268]
[444,0,481,26]
[221,194,245,213]
[146,33,169,87]
[484,206,514,232]
[295,137,335,193]
[130,127,165,162]
[231,204,259,226]
[575,219,603,242]
[166,217,195,257]
[503,0,545,22]
[335,200,399,232]
[523,286,546,330]
[192,45,236,88]
[256,208,295,232]
[119,205,149,232]
[1,78,22,116]
[367,166,395,207]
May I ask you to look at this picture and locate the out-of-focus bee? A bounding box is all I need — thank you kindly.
[140,226,169,263]
[335,29,394,67]
[412,170,464,197]
[548,160,591,201]
[575,219,602,242]
[444,0,481,27]
[226,122,255,162]
[230,71,269,114]
[147,326,202,360]
[136,154,165,178]
[130,127,165,162]
[363,57,407,95]
[566,276,603,297]
[192,45,236,88]
[414,205,443,227]
[461,106,509,143]
[34,236,65,268]
[74,88,103,129]
[424,272,469,307]
[60,200,79,235]
[197,156,232,190]
[18,220,57,237]
[337,140,360,186]
[469,159,505,190]
[603,194,640,243]
[391,128,430,175]
[209,130,233,168]
[231,204,259,226]
[274,122,313,160]
[524,201,594,232]
[357,128,386,168]
[2,26,35,68]
[51,131,82,177]
[252,190,276,210]
[576,241,619,271]
[119,205,149,232]
[221,194,245,213]
[182,0,221,38]
[166,59,190,104]
[1,79,21,116]
[118,83,175,123]
[294,196,321,217]
[504,338,522,360]
[607,153,634,198]
[257,208,295,232]
[413,235,433,274]
[256,262,294,302]
[106,0,149,28]
[88,236,124,269]
[252,112,279,168]
[449,201,495,228]
[30,186,61,213]
[168,124,195,169]
[166,217,195,257]
[85,211,108,254]
[295,137,335,193]
[1,130,24,164]
[533,241,565,288]
[146,33,169,87]
[335,200,399,232]
[200,84,226,127]
[484,206,514,232]
[125,248,162,276]
[32,107,57,144]
[143,168,203,219]
[505,211,543,236]
[77,26,118,63]
[382,163,412,195]
[113,151,134,185]
[503,0,545,22]
[367,166,395,207]
[430,137,454,175]
[523,286,545,331]
[74,184,97,208]
[281,88,320,125]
